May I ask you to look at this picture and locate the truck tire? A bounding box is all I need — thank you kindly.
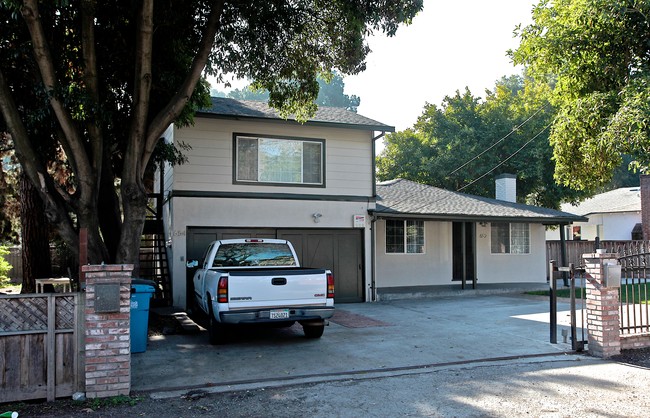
[302,323,324,339]
[208,306,228,345]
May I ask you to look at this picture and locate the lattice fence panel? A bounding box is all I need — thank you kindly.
[0,296,48,332]
[56,296,75,329]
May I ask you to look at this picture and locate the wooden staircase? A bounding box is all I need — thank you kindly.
[139,215,173,307]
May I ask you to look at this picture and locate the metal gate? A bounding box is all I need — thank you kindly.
[611,242,650,334]
[549,261,587,351]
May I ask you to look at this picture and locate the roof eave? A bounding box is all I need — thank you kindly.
[195,111,395,133]
[369,209,588,224]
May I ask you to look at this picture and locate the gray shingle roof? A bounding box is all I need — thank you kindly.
[373,179,586,224]
[560,187,641,216]
[198,97,394,132]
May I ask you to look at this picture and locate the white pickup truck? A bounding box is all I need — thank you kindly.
[190,238,335,344]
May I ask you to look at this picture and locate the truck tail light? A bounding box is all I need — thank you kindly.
[217,276,228,303]
[326,273,335,299]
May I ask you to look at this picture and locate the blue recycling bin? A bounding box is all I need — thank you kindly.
[130,279,156,353]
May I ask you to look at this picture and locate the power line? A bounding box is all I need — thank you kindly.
[448,106,546,176]
[456,123,552,193]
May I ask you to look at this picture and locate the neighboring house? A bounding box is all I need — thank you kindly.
[545,187,641,241]
[159,98,585,307]
[159,97,392,307]
[371,177,585,300]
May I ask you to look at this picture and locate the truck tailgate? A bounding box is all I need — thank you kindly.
[226,268,328,308]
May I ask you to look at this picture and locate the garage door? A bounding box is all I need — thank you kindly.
[186,227,364,303]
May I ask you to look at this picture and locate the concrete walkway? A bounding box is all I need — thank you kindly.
[131,291,582,397]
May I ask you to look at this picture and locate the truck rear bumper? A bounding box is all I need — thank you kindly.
[219,306,335,324]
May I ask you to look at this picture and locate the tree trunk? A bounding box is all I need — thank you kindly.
[20,172,51,293]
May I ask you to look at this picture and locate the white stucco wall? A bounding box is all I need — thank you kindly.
[374,219,453,288]
[476,222,547,283]
[167,197,374,307]
[375,220,548,289]
[545,211,641,241]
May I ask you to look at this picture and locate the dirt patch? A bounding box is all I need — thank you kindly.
[610,346,650,368]
[329,309,392,328]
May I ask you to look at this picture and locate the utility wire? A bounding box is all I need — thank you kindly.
[456,122,551,193]
[448,106,546,176]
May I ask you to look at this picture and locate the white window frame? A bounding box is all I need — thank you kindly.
[490,222,530,254]
[234,134,324,187]
[385,219,425,254]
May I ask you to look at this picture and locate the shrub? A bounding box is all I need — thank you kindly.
[0,246,13,287]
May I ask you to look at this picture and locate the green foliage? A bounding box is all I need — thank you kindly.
[227,72,361,112]
[0,0,421,264]
[88,395,142,409]
[0,245,13,286]
[511,0,650,192]
[377,75,588,208]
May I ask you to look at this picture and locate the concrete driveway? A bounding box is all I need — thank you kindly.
[131,291,581,396]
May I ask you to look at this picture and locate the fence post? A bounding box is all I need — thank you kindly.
[582,252,620,358]
[549,260,557,344]
[82,264,133,398]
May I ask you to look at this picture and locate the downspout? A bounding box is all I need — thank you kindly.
[371,131,385,197]
[369,131,385,302]
[370,213,377,301]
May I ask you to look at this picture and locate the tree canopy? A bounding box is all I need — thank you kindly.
[377,75,588,209]
[0,0,421,271]
[510,0,650,192]
[226,72,361,112]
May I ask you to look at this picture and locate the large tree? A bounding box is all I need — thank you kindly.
[0,1,421,273]
[377,75,587,208]
[510,0,650,192]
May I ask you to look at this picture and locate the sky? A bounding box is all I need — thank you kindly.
[344,0,538,131]
[213,0,537,132]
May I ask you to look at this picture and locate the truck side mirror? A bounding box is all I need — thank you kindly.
[186,260,199,268]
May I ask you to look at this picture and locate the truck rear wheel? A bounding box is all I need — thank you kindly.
[208,307,228,345]
[302,323,325,339]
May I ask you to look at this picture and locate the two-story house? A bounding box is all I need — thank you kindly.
[159,98,585,308]
[160,98,390,307]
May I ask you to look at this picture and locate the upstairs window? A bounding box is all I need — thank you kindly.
[235,135,324,186]
[491,222,530,254]
[386,219,425,254]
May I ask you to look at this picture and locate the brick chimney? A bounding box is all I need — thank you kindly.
[495,173,516,203]
[641,175,650,240]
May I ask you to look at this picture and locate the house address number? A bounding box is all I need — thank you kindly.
[171,230,186,237]
[479,233,487,239]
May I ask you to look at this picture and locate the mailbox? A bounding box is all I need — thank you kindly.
[603,263,621,288]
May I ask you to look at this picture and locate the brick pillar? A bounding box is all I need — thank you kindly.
[640,175,650,240]
[582,253,620,358]
[82,264,133,398]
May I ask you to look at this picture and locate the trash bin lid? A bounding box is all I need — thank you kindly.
[131,278,156,293]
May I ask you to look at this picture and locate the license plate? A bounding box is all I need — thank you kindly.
[269,309,290,319]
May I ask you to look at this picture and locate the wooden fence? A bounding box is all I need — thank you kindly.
[3,246,77,282]
[0,293,84,402]
[545,240,637,271]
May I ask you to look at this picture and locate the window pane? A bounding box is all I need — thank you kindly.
[491,222,510,253]
[259,138,302,183]
[386,220,404,253]
[510,223,530,254]
[213,243,296,267]
[406,220,424,253]
[303,142,322,184]
[237,137,258,181]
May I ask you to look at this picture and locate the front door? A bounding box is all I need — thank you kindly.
[452,222,476,288]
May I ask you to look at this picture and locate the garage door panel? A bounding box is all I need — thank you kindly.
[336,234,362,302]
